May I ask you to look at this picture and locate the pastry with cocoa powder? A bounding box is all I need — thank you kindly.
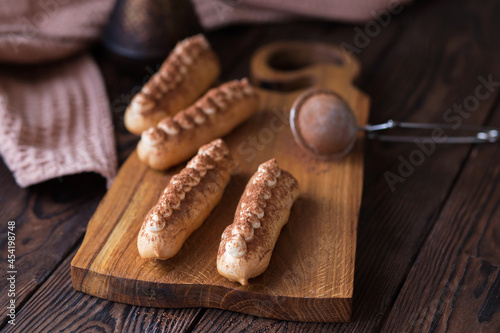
[217,159,299,285]
[125,34,220,135]
[137,139,236,260]
[138,78,258,170]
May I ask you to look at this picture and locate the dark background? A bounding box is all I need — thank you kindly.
[1,0,499,331]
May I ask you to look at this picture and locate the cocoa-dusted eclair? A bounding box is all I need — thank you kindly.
[217,159,299,285]
[125,34,220,135]
[137,78,258,170]
[138,139,236,260]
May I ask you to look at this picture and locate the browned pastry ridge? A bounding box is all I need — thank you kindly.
[125,34,220,135]
[137,139,236,260]
[217,158,299,285]
[137,78,259,170]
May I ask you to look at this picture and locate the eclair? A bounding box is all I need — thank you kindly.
[137,78,259,170]
[217,159,299,285]
[137,139,236,260]
[125,34,220,135]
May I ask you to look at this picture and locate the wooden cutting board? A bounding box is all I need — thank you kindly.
[71,41,370,322]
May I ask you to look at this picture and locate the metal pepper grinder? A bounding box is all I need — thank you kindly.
[102,0,201,66]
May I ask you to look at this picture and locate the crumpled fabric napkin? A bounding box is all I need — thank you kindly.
[189,0,400,30]
[0,0,116,188]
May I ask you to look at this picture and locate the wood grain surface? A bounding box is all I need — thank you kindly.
[70,42,369,322]
[2,0,500,331]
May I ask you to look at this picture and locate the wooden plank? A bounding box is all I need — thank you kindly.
[191,0,500,331]
[192,309,282,332]
[0,171,106,329]
[380,105,500,331]
[2,247,202,333]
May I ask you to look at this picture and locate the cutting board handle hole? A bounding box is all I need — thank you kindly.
[257,76,317,92]
[267,48,345,71]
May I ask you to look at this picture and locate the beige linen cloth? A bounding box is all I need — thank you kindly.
[0,0,116,188]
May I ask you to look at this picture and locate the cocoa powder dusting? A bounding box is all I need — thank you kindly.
[221,158,298,259]
[173,112,195,129]
[136,34,213,115]
[157,117,180,135]
[146,78,256,144]
[142,139,232,235]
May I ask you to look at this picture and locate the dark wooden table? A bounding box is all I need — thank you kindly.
[2,0,500,331]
